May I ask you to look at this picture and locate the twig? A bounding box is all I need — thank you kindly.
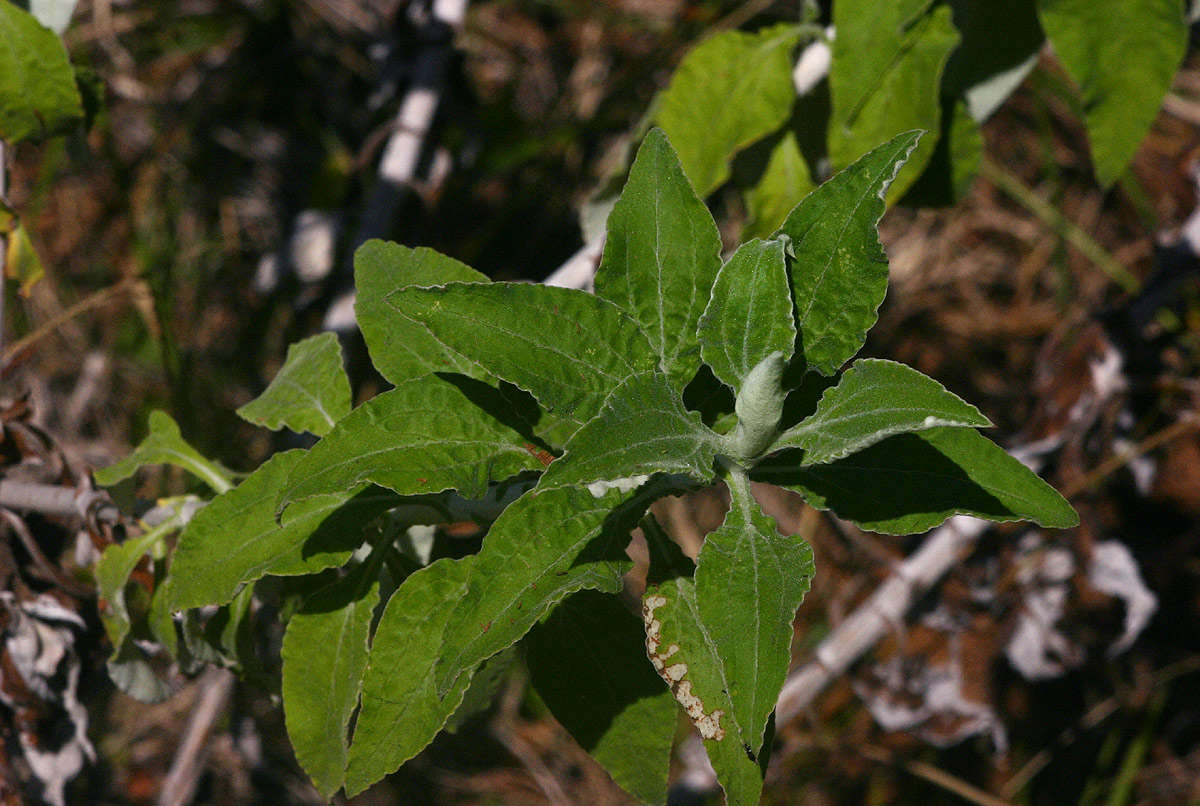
[490,667,571,806]
[0,480,120,525]
[1063,414,1200,498]
[978,158,1140,294]
[156,668,236,806]
[0,508,92,596]
[1,277,146,371]
[859,743,1014,806]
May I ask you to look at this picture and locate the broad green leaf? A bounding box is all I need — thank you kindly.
[434,481,676,696]
[346,557,477,796]
[754,426,1079,534]
[776,131,921,376]
[94,410,233,493]
[0,1,82,143]
[390,282,657,428]
[1037,0,1186,186]
[169,450,399,609]
[278,375,544,511]
[537,371,718,493]
[236,333,351,437]
[642,525,763,806]
[743,132,815,239]
[354,240,489,385]
[595,128,722,390]
[829,0,959,199]
[944,0,1043,122]
[526,590,676,805]
[773,358,991,465]
[656,24,803,196]
[695,472,812,760]
[282,562,379,799]
[698,238,795,394]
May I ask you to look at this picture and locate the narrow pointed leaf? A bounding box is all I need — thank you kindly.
[282,563,380,799]
[354,240,489,385]
[595,128,722,390]
[434,481,678,696]
[390,282,657,428]
[236,333,351,437]
[538,371,718,493]
[279,375,544,510]
[698,238,795,394]
[526,590,676,805]
[642,559,763,805]
[94,410,233,493]
[346,557,477,796]
[776,131,921,376]
[829,1,959,198]
[1037,0,1186,187]
[695,473,813,757]
[170,450,399,609]
[656,24,803,196]
[754,427,1078,534]
[743,132,815,239]
[0,1,83,143]
[774,358,991,465]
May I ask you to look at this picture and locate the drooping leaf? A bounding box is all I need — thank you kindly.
[656,24,803,196]
[641,522,763,806]
[829,0,959,199]
[698,238,795,394]
[95,517,176,653]
[0,1,83,143]
[537,371,718,493]
[236,332,351,437]
[694,472,813,761]
[526,590,676,805]
[169,450,399,610]
[354,240,489,385]
[595,128,723,390]
[776,131,921,376]
[1037,0,1186,187]
[345,557,477,796]
[94,410,233,493]
[390,282,657,428]
[944,0,1044,122]
[773,358,991,464]
[743,132,815,239]
[278,375,544,511]
[434,480,679,696]
[754,426,1079,534]
[282,561,380,799]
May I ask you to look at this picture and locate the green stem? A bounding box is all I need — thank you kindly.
[978,157,1140,293]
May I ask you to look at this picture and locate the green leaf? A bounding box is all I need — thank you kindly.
[443,647,517,734]
[901,97,984,206]
[641,524,763,806]
[390,282,657,428]
[727,352,789,462]
[346,557,477,796]
[94,410,233,493]
[236,333,351,437]
[526,590,676,805]
[776,131,921,376]
[434,481,677,696]
[2,219,45,296]
[829,0,959,199]
[537,371,718,493]
[354,240,489,385]
[773,358,991,465]
[595,128,722,390]
[656,24,803,196]
[743,132,815,239]
[282,562,380,799]
[0,1,83,143]
[169,450,399,609]
[278,375,544,511]
[1037,0,1186,186]
[698,238,795,394]
[695,472,813,760]
[754,426,1079,534]
[96,516,176,652]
